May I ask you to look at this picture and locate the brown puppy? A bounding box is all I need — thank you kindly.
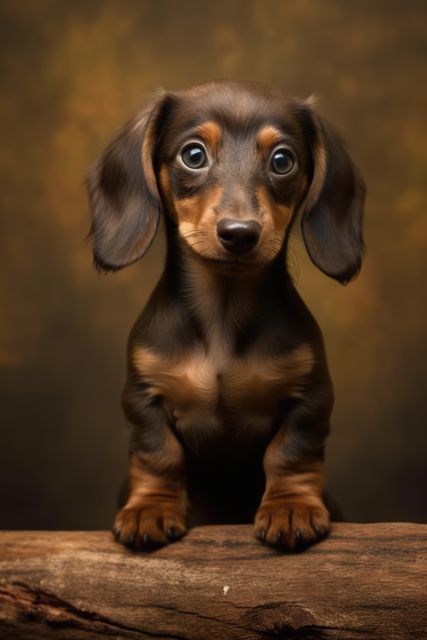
[86,80,365,551]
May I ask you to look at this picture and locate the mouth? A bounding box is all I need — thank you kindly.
[201,255,249,266]
[190,249,266,275]
[180,235,268,274]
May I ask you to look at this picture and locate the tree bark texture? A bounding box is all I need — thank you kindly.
[0,523,426,639]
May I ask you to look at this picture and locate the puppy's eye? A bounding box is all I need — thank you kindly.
[181,144,208,170]
[270,148,295,175]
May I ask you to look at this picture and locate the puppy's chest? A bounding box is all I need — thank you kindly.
[133,336,314,449]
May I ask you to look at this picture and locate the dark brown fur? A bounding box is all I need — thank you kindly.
[86,80,365,551]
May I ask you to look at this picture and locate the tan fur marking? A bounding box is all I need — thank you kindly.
[196,121,222,152]
[257,125,283,155]
[263,429,325,502]
[255,449,329,548]
[132,343,315,447]
[265,466,325,506]
[133,346,220,408]
[115,449,188,546]
[225,344,315,414]
[255,185,294,262]
[125,441,186,510]
[177,185,222,225]
[255,429,329,548]
[175,186,224,257]
[175,195,204,226]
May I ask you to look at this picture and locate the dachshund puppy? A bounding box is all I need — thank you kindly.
[86,80,365,551]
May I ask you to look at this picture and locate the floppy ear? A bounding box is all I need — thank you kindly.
[86,91,171,271]
[300,103,366,284]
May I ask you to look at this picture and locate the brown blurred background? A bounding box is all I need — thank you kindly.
[0,0,426,530]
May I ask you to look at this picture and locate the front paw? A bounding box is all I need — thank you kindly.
[254,500,330,551]
[113,502,188,550]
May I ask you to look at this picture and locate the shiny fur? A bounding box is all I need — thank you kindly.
[86,80,365,551]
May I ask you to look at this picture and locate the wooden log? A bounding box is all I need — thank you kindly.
[0,523,426,639]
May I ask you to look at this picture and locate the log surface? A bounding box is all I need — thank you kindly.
[0,523,426,639]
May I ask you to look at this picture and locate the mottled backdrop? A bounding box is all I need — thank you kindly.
[1,0,426,529]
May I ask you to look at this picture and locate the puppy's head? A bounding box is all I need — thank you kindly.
[87,80,365,283]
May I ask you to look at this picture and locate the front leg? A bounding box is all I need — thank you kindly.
[255,391,332,551]
[113,383,188,550]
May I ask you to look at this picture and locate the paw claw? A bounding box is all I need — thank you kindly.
[167,527,181,542]
[255,501,330,552]
[275,529,284,545]
[113,504,188,551]
[256,528,267,543]
[312,519,329,539]
[126,533,135,547]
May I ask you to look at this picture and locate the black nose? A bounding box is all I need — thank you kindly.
[217,219,261,255]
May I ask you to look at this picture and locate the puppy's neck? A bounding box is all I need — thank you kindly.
[175,242,268,335]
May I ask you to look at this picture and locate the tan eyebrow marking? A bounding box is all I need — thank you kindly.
[257,125,283,155]
[196,121,222,151]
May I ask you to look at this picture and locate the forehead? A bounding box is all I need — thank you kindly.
[159,81,306,152]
